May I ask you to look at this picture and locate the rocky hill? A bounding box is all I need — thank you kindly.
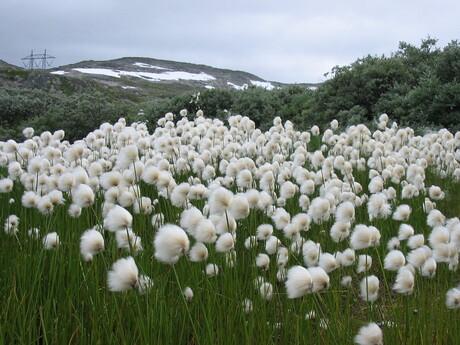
[0,57,317,101]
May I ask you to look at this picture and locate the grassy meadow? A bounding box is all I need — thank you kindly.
[1,112,460,344]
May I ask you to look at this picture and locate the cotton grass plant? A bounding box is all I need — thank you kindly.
[0,111,460,344]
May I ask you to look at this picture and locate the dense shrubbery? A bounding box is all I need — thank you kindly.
[303,38,460,131]
[141,85,315,132]
[0,89,140,142]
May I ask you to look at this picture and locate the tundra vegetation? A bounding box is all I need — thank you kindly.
[0,109,459,344]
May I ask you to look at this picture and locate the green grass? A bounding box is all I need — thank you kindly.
[0,127,460,345]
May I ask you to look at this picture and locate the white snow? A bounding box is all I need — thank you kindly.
[73,68,121,78]
[133,62,169,70]
[121,86,137,89]
[251,80,275,90]
[72,68,215,82]
[227,82,248,90]
[205,85,215,89]
[50,70,68,75]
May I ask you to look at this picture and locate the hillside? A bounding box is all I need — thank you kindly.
[0,57,317,101]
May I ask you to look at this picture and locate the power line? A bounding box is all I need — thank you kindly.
[21,50,55,70]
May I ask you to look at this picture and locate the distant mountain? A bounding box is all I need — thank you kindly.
[0,57,318,100]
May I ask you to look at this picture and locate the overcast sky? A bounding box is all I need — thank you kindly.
[1,0,459,83]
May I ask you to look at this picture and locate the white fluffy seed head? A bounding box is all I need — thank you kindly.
[335,201,355,224]
[330,221,351,242]
[189,242,209,262]
[180,207,204,236]
[427,209,446,228]
[341,275,352,288]
[103,205,133,232]
[205,263,219,277]
[43,232,60,249]
[72,184,95,208]
[195,218,217,243]
[80,229,104,261]
[208,187,233,215]
[265,236,282,255]
[354,322,383,345]
[398,224,414,241]
[359,275,379,302]
[318,253,338,273]
[154,224,190,264]
[421,257,437,277]
[429,226,450,247]
[116,145,139,169]
[107,256,139,292]
[183,286,194,301]
[256,253,270,270]
[357,254,372,273]
[392,204,412,221]
[393,266,415,294]
[407,234,424,249]
[384,250,405,271]
[308,266,330,292]
[350,224,372,250]
[229,194,250,220]
[136,275,153,295]
[256,224,273,240]
[446,287,460,309]
[259,282,273,301]
[215,233,235,252]
[285,265,313,299]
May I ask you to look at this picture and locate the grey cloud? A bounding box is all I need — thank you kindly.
[1,0,459,83]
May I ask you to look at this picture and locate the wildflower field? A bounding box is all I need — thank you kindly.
[1,111,459,344]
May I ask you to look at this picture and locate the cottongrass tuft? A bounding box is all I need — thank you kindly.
[360,275,379,302]
[205,263,219,277]
[350,224,373,250]
[259,282,273,301]
[80,228,104,262]
[154,224,190,264]
[446,287,460,309]
[256,253,270,270]
[242,298,253,314]
[393,266,415,295]
[392,204,412,221]
[256,224,273,240]
[4,215,19,235]
[341,275,352,288]
[107,256,139,292]
[189,242,209,262]
[427,209,446,228]
[183,286,194,301]
[136,275,153,295]
[285,265,313,299]
[308,266,330,292]
[384,250,405,271]
[215,233,235,252]
[357,254,372,273]
[43,232,60,249]
[103,205,133,232]
[354,322,383,345]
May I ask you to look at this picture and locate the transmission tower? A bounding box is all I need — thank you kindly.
[21,50,55,70]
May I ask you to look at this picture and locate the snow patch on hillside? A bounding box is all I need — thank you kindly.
[72,68,216,82]
[251,80,275,90]
[133,62,169,70]
[227,82,248,90]
[50,70,68,75]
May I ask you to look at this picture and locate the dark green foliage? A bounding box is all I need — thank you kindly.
[142,85,315,132]
[0,89,141,142]
[307,37,460,132]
